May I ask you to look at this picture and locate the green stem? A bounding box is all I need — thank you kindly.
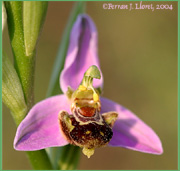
[27,151,52,170]
[58,145,81,170]
[4,2,52,169]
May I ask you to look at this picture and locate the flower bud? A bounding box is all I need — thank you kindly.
[23,2,48,56]
[2,53,28,125]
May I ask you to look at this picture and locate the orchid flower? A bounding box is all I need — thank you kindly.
[14,14,163,158]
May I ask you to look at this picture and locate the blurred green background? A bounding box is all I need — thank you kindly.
[2,1,178,170]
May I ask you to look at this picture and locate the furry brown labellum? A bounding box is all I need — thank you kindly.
[59,103,118,158]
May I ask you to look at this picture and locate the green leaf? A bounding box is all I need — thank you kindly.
[23,2,48,56]
[2,52,27,125]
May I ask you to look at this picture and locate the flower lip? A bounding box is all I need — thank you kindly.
[58,108,115,158]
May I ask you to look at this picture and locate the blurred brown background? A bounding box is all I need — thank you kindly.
[2,1,178,170]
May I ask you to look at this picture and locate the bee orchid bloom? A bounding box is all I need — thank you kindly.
[14,14,163,158]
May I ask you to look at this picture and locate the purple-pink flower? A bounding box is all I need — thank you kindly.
[14,14,163,157]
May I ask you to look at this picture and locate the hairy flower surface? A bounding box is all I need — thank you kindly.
[14,14,163,158]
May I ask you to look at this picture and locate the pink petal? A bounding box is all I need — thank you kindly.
[14,95,70,151]
[100,97,163,154]
[60,14,103,93]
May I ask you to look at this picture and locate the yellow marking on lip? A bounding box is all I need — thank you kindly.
[86,131,91,134]
[100,132,104,136]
